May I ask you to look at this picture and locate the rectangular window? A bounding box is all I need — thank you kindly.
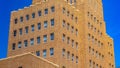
[13,30,17,37]
[14,18,18,24]
[45,8,48,14]
[71,26,74,33]
[43,49,47,58]
[67,11,70,16]
[12,43,16,50]
[31,25,34,32]
[30,38,34,45]
[25,27,29,34]
[67,23,70,30]
[76,56,78,63]
[18,66,22,68]
[36,51,40,56]
[50,33,54,40]
[62,8,65,14]
[72,40,74,47]
[62,34,65,41]
[20,17,23,22]
[67,51,70,59]
[76,42,78,50]
[51,19,54,26]
[62,49,65,56]
[38,23,41,30]
[51,6,55,12]
[76,29,78,36]
[71,14,74,19]
[18,42,22,48]
[67,37,70,44]
[43,35,47,43]
[70,0,72,4]
[19,28,22,35]
[37,37,40,44]
[75,17,77,23]
[38,11,42,16]
[50,48,54,56]
[24,40,28,47]
[44,21,48,28]
[72,54,74,61]
[26,14,29,20]
[62,20,65,27]
[89,60,92,67]
[32,13,35,18]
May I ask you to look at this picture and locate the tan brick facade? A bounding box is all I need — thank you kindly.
[0,0,115,68]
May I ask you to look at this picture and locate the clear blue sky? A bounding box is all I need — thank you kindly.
[0,0,120,67]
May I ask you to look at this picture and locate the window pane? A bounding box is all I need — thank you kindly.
[19,28,22,35]
[24,40,28,47]
[37,37,40,44]
[20,17,23,22]
[13,30,17,37]
[50,33,54,40]
[12,43,16,50]
[44,35,47,43]
[18,42,21,48]
[62,49,65,56]
[38,23,41,30]
[25,27,29,34]
[43,49,47,58]
[62,34,65,41]
[50,48,54,56]
[44,21,48,28]
[38,11,42,16]
[45,9,48,14]
[36,51,40,56]
[30,38,34,45]
[14,18,18,24]
[51,19,54,26]
[51,6,55,12]
[26,14,29,20]
[32,13,35,18]
[62,20,65,27]
[31,25,34,32]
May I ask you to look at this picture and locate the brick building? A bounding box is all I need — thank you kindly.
[0,0,115,68]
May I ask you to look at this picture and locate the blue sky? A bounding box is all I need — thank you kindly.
[0,0,120,67]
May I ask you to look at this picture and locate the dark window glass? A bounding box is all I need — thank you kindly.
[20,17,23,22]
[36,51,40,56]
[43,49,47,58]
[43,35,47,43]
[12,43,16,50]
[30,38,34,45]
[51,19,54,26]
[18,66,22,68]
[31,25,34,32]
[13,30,17,37]
[38,23,41,30]
[25,27,29,34]
[32,13,35,18]
[44,21,48,28]
[37,37,40,44]
[50,48,54,56]
[50,33,54,40]
[18,42,22,48]
[24,40,28,47]
[19,28,22,35]
[38,11,42,16]
[45,9,48,14]
[51,6,55,12]
[26,14,29,20]
[14,18,18,24]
